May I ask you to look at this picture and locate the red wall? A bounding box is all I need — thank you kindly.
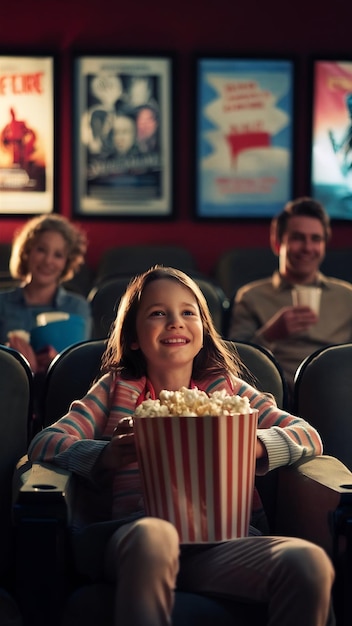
[1,0,352,276]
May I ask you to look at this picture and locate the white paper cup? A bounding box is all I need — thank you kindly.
[133,411,259,543]
[291,286,322,315]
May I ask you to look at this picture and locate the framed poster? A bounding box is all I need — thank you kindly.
[73,54,173,218]
[311,59,352,219]
[0,55,55,215]
[195,57,295,219]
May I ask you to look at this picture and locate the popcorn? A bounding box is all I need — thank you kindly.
[133,386,258,542]
[134,386,250,417]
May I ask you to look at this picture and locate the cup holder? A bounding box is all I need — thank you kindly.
[31,483,57,490]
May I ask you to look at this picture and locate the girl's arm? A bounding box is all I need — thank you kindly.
[234,377,323,474]
[28,373,114,479]
[203,374,322,475]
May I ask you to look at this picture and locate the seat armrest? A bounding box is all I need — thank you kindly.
[13,461,73,626]
[13,461,72,523]
[16,455,352,550]
[275,455,352,558]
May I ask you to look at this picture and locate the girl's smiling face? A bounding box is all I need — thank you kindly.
[133,278,203,376]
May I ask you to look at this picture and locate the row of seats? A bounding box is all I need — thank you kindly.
[41,340,288,429]
[2,241,352,300]
[85,245,352,338]
[0,242,230,335]
[2,340,352,625]
[68,244,352,300]
[2,241,352,338]
[0,346,32,626]
[213,247,352,298]
[88,275,230,337]
[0,243,201,297]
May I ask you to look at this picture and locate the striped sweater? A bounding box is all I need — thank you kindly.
[28,372,322,530]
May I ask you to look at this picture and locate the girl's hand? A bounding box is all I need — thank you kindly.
[96,417,137,473]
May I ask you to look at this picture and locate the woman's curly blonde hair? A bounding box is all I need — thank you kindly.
[9,214,88,282]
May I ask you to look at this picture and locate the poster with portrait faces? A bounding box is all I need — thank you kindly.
[195,58,294,219]
[0,55,54,215]
[73,55,173,217]
[311,60,352,219]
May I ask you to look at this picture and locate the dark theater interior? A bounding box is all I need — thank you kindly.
[1,1,352,625]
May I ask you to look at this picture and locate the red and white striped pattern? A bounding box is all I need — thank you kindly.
[133,411,258,543]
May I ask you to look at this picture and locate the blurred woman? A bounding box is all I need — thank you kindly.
[0,214,91,374]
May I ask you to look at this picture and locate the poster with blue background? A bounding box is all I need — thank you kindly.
[196,58,294,218]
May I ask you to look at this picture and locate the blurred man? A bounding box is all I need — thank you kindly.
[228,197,352,398]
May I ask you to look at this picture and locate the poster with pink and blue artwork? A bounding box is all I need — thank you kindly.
[195,57,294,219]
[311,60,352,220]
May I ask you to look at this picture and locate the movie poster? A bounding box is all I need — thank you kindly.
[74,56,173,217]
[0,56,54,214]
[195,58,294,218]
[311,60,352,219]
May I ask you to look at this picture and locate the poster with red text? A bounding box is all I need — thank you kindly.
[311,60,352,219]
[195,58,294,218]
[0,56,54,215]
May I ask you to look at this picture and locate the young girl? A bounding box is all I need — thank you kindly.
[28,266,334,626]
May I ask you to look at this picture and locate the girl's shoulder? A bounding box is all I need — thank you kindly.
[197,373,257,398]
[197,372,236,395]
[108,373,147,407]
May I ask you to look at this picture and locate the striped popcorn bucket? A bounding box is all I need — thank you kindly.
[133,410,259,543]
